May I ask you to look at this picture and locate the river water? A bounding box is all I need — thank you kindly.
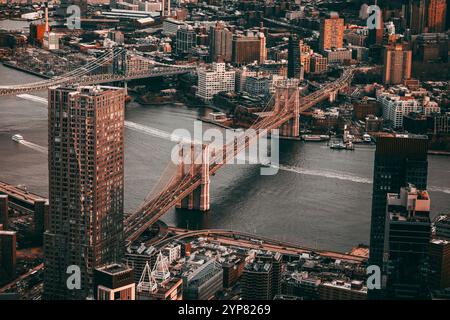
[0,63,449,253]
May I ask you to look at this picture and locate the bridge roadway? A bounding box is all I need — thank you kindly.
[0,263,44,294]
[155,227,366,263]
[124,110,297,244]
[0,65,195,96]
[124,69,354,245]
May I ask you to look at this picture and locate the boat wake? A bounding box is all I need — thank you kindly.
[428,186,450,195]
[17,94,47,105]
[124,120,199,144]
[276,165,373,184]
[19,140,48,154]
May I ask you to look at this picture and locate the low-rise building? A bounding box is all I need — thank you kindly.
[319,280,367,300]
[197,63,235,102]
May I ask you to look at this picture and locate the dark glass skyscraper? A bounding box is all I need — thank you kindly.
[384,185,431,299]
[287,34,302,80]
[369,134,428,297]
[44,85,125,300]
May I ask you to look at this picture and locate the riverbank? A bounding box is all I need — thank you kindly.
[2,61,50,79]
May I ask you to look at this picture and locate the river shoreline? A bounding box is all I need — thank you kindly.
[2,61,51,79]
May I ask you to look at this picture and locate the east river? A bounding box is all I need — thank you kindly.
[0,63,449,253]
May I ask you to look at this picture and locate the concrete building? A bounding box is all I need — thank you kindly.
[429,239,450,290]
[242,261,272,300]
[378,93,423,128]
[176,25,197,55]
[353,97,380,121]
[344,29,368,47]
[319,280,367,300]
[415,33,449,63]
[365,115,384,132]
[162,243,181,264]
[287,34,302,79]
[310,53,328,74]
[408,0,428,34]
[94,264,135,300]
[369,134,428,299]
[163,18,186,36]
[196,63,235,102]
[43,32,60,51]
[44,85,126,300]
[256,252,282,298]
[384,185,431,299]
[0,231,16,283]
[231,32,266,65]
[383,43,412,85]
[435,215,450,240]
[235,67,258,92]
[427,0,447,33]
[209,21,233,63]
[319,13,344,52]
[222,256,245,288]
[323,48,352,64]
[107,30,124,45]
[0,195,7,228]
[182,259,223,300]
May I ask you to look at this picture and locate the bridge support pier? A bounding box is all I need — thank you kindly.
[274,81,300,137]
[329,90,337,103]
[176,143,210,211]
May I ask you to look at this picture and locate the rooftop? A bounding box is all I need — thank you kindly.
[96,263,133,276]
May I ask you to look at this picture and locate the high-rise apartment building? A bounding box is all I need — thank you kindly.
[255,252,282,298]
[408,0,428,34]
[0,230,16,283]
[377,93,423,129]
[383,43,412,85]
[369,134,428,296]
[310,53,328,74]
[429,239,450,290]
[231,32,266,65]
[427,0,447,32]
[242,261,273,300]
[287,34,302,79]
[319,13,344,52]
[44,85,125,300]
[176,25,197,55]
[0,195,8,228]
[435,215,450,240]
[209,21,233,63]
[384,185,431,299]
[241,252,282,300]
[407,0,447,33]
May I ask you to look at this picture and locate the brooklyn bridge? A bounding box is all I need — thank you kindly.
[0,47,355,245]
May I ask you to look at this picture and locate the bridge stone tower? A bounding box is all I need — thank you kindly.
[176,143,210,211]
[112,47,127,76]
[273,80,300,137]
